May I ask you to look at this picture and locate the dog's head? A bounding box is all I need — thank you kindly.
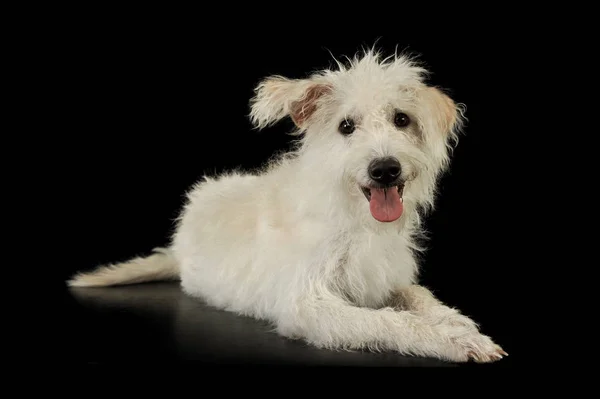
[249,49,464,224]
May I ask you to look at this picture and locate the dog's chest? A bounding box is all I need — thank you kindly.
[333,231,416,308]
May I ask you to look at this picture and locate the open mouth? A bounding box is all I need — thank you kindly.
[360,183,405,223]
[360,184,404,201]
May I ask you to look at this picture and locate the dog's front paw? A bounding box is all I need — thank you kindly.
[429,321,507,363]
[453,332,508,363]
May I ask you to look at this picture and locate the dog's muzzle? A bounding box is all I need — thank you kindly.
[360,157,405,223]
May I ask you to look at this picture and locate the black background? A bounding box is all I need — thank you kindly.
[43,12,534,366]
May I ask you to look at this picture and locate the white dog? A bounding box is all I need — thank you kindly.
[68,48,507,363]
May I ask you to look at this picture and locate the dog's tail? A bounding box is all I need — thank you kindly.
[66,247,180,287]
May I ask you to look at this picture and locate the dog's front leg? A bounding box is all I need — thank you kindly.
[391,285,470,322]
[280,295,504,363]
[389,285,508,361]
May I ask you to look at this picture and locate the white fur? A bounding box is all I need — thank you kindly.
[68,48,506,363]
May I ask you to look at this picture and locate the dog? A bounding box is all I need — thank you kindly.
[68,47,507,363]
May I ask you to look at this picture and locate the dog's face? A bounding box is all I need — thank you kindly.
[250,50,463,224]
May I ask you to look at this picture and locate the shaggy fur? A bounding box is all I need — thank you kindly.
[68,48,507,363]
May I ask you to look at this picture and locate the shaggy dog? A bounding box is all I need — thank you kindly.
[68,48,507,363]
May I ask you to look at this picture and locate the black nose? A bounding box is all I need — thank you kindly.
[368,157,402,185]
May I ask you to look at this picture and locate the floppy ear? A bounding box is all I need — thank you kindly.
[249,75,332,130]
[417,86,464,141]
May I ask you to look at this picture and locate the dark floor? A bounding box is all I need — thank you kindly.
[58,282,511,367]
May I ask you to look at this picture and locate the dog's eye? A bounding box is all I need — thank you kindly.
[339,119,355,135]
[394,112,410,128]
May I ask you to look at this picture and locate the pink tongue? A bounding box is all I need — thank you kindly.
[369,187,403,222]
